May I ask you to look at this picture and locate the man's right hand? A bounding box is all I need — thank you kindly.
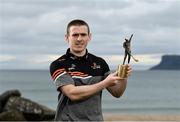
[102,72,121,87]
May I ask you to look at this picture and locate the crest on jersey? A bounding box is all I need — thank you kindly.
[91,62,101,69]
[68,64,76,71]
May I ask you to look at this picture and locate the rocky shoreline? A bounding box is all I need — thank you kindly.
[0,89,55,121]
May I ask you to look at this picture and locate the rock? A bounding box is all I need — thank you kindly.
[0,110,26,121]
[3,96,55,121]
[0,89,56,121]
[0,89,21,113]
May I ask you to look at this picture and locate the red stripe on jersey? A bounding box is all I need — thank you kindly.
[52,68,65,80]
[52,71,65,80]
[68,71,89,77]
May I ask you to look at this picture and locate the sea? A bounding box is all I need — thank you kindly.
[0,70,180,115]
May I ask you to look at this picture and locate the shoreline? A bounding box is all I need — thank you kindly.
[103,114,180,121]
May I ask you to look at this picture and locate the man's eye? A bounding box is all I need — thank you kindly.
[72,33,87,37]
[81,33,87,36]
[72,34,79,37]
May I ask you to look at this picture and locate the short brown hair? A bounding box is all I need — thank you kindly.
[66,19,90,35]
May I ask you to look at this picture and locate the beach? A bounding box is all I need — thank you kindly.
[104,114,180,121]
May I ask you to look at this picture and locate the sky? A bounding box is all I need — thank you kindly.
[0,0,180,70]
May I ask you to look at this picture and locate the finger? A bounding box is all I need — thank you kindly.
[125,68,132,77]
[116,76,127,80]
[114,80,118,84]
[128,67,132,71]
[126,64,132,70]
[127,72,131,77]
[113,75,123,80]
[112,71,118,76]
[126,65,132,73]
[127,69,132,73]
[127,69,132,76]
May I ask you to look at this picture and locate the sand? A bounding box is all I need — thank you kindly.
[103,114,180,121]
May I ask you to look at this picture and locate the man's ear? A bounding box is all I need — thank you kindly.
[65,34,69,42]
[88,33,92,42]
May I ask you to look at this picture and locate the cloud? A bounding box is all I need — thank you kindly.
[24,54,59,63]
[0,55,16,62]
[0,54,60,69]
[0,0,179,69]
[102,53,162,66]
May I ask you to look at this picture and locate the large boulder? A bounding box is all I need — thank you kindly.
[0,110,26,121]
[3,96,55,121]
[0,89,21,113]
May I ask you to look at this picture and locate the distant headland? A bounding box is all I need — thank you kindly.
[150,55,180,70]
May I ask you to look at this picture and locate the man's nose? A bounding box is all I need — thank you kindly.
[77,35,83,41]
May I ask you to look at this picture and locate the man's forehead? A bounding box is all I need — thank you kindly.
[69,25,88,33]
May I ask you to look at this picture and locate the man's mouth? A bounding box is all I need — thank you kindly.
[75,43,84,46]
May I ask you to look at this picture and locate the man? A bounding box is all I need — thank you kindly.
[50,19,132,121]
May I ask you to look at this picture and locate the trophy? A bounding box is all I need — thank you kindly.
[117,34,138,79]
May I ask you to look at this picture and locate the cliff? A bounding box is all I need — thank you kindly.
[150,55,180,70]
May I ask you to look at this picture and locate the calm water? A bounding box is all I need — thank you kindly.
[0,70,180,115]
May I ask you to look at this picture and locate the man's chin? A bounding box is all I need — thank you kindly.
[74,47,85,52]
[73,48,86,54]
[74,50,83,53]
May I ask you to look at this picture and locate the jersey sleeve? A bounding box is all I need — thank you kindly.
[50,60,74,90]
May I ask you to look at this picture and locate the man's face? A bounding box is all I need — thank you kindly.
[65,25,91,55]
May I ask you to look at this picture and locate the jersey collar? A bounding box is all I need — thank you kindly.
[66,48,89,61]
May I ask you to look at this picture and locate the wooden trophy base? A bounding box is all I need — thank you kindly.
[117,65,128,79]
